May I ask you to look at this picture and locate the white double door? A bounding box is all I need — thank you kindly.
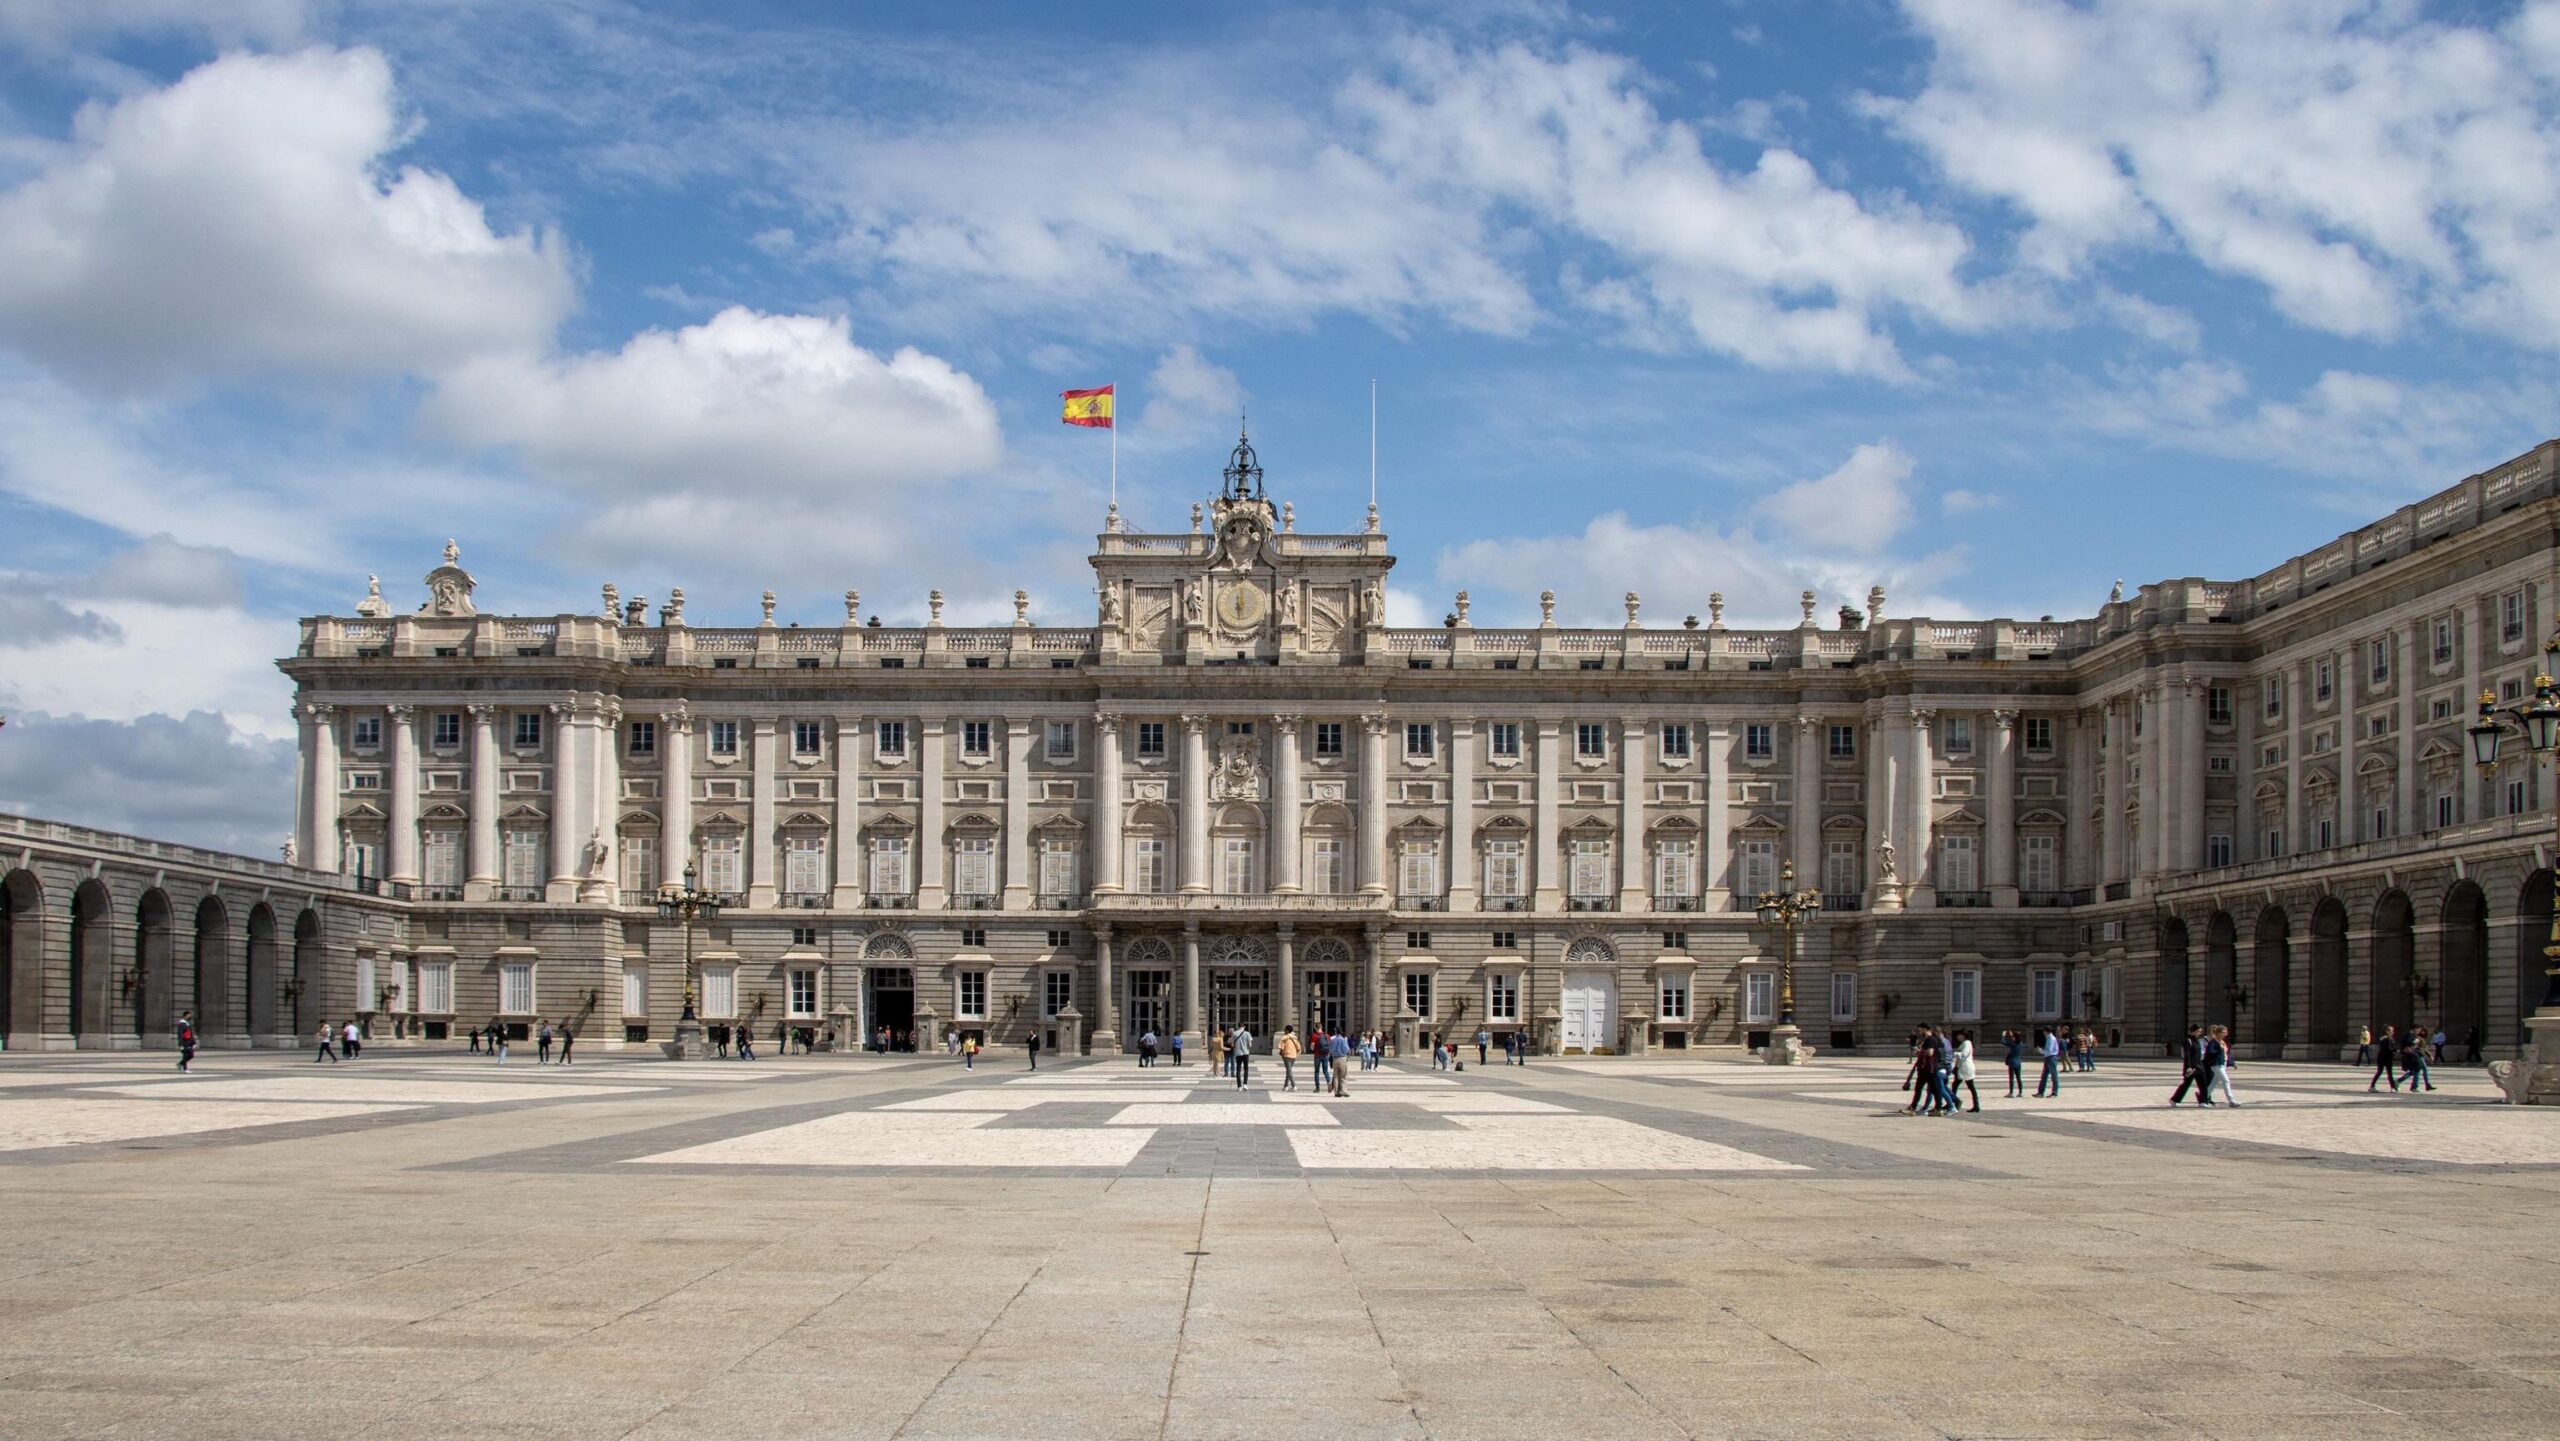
[1561,971,1616,1053]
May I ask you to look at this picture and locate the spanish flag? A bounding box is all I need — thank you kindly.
[1061,385,1114,428]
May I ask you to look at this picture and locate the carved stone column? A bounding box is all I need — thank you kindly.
[588,699,621,903]
[1704,721,1731,909]
[1905,706,1936,907]
[918,718,947,909]
[747,716,778,908]
[662,707,694,887]
[832,712,863,909]
[1269,715,1302,893]
[547,701,583,902]
[1181,918,1203,1047]
[1277,922,1297,1032]
[1790,715,1820,893]
[1617,717,1646,911]
[1533,719,1562,912]
[1002,718,1033,910]
[387,704,420,886]
[1444,718,1475,912]
[1358,712,1389,895]
[1179,714,1210,894]
[466,703,500,900]
[1091,922,1118,1053]
[1091,714,1124,893]
[1989,709,2018,905]
[304,702,341,874]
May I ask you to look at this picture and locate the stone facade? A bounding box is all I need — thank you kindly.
[7,437,2559,1058]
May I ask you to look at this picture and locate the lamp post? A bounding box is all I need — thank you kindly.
[2466,646,2560,1103]
[657,860,722,1058]
[1752,858,1822,1065]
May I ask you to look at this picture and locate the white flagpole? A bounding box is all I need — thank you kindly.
[1110,383,1118,510]
[1369,378,1378,514]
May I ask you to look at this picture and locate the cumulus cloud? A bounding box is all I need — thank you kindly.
[1877,0,2560,344]
[1754,442,1915,553]
[1137,345,1245,442]
[0,582,118,647]
[0,0,311,49]
[81,534,247,608]
[1941,488,1999,516]
[0,710,296,855]
[0,46,573,387]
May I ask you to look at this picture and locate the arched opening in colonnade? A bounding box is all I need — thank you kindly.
[2440,881,2488,1055]
[70,880,113,1044]
[2518,871,2554,1046]
[136,890,175,1043]
[2308,898,2349,1048]
[292,910,322,1039]
[246,904,280,1039]
[2202,913,2237,1032]
[2371,890,2415,1036]
[2252,906,2290,1050]
[2156,918,2190,1047]
[1,869,42,1045]
[193,896,231,1040]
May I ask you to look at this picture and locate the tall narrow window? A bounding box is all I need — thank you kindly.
[793,720,823,756]
[789,970,819,1017]
[1946,967,1980,1022]
[1489,722,1521,758]
[953,837,996,896]
[1936,834,1977,892]
[502,828,543,890]
[1397,838,1438,899]
[702,965,737,1019]
[1039,840,1077,899]
[869,836,910,895]
[957,970,988,1019]
[628,719,656,757]
[1310,837,1345,895]
[1133,836,1167,894]
[1660,723,1690,760]
[785,836,826,896]
[1137,721,1166,758]
[1404,722,1434,759]
[1219,837,1257,895]
[708,720,739,756]
[418,960,453,1013]
[1829,971,1856,1023]
[961,721,992,757]
[621,835,656,896]
[1575,723,1607,759]
[1738,839,1776,899]
[875,720,906,758]
[1568,838,1610,899]
[499,962,536,1015]
[1823,839,1860,898]
[1046,721,1076,760]
[1744,724,1773,760]
[2019,834,2057,893]
[700,834,743,894]
[622,964,648,1016]
[1827,724,1856,760]
[1653,838,1695,899]
[1483,837,1524,899]
[424,830,461,889]
[1487,971,1519,1021]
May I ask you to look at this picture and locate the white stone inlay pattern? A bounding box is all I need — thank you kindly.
[1287,1115,1805,1171]
[627,1109,1153,1168]
[1104,1103,1340,1127]
[96,1079,658,1104]
[0,1099,417,1152]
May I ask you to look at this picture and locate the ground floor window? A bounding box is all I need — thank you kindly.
[1743,971,1776,1024]
[1486,971,1519,1022]
[957,969,987,1020]
[1657,974,1690,1021]
[419,960,453,1014]
[1829,971,1856,1023]
[703,965,737,1020]
[788,968,819,1018]
[499,961,535,1016]
[2030,967,2062,1020]
[622,964,647,1016]
[1945,966,1980,1023]
[1402,970,1434,1019]
[1044,970,1073,1018]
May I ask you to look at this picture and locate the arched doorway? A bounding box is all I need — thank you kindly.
[2441,881,2489,1058]
[2519,871,2556,1046]
[136,890,175,1045]
[2156,917,2190,1048]
[2,869,43,1047]
[2308,898,2349,1048]
[2203,912,2238,1031]
[1560,936,1617,1053]
[193,896,231,1042]
[291,910,322,1039]
[2252,906,2291,1051]
[70,880,113,1047]
[246,904,280,1040]
[2371,890,2416,1035]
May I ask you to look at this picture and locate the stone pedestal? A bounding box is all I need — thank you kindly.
[1622,1011,1651,1057]
[1090,1029,1119,1057]
[670,1018,709,1060]
[1053,1005,1083,1058]
[1394,1009,1419,1059]
[2489,1008,2560,1104]
[1540,1005,1562,1057]
[1762,1023,1808,1065]
[1870,883,1906,914]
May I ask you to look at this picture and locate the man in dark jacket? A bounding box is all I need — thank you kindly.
[2168,1026,2207,1105]
[2369,1024,2401,1091]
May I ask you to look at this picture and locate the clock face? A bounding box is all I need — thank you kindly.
[1216,581,1267,629]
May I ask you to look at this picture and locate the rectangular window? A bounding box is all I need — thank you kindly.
[1483,837,1524,898]
[610,963,642,1017]
[1137,721,1166,758]
[432,712,462,749]
[1045,721,1075,760]
[2506,590,2528,642]
[1044,970,1073,1018]
[1576,723,1607,759]
[2263,828,2283,860]
[2031,968,2062,1020]
[1310,837,1345,895]
[2372,806,2392,840]
[1402,971,1434,1018]
[499,961,535,1016]
[1661,930,1688,951]
[1823,839,1859,898]
[875,720,906,758]
[793,720,823,756]
[2315,660,2334,702]
[791,927,818,947]
[709,720,739,757]
[502,828,543,890]
[1945,966,1980,1022]
[1738,839,1777,899]
[1405,931,1431,950]
[1654,838,1695,899]
[1828,724,1857,760]
[1658,975,1690,1021]
[628,719,656,757]
[1134,836,1167,894]
[2435,793,2455,828]
[2511,778,2531,816]
[785,836,826,896]
[1487,971,1519,1022]
[620,835,656,896]
[351,715,381,750]
[701,834,743,894]
[1492,931,1517,949]
[2317,816,2337,848]
[1404,722,1434,759]
[1569,838,1610,898]
[2206,687,2232,726]
[2022,717,2053,753]
[702,965,736,1020]
[1744,971,1776,1024]
[1941,716,1972,756]
[1744,723,1773,760]
[1396,838,1437,898]
[513,711,542,749]
[1829,971,1857,1023]
[957,970,987,1020]
[2208,755,2233,773]
[2262,744,2283,766]
[782,969,817,1017]
[1489,722,1521,758]
[2433,617,2454,665]
[2264,677,2283,719]
[2369,637,2391,684]
[2020,834,2057,893]
[424,830,461,888]
[1314,722,1343,757]
[1220,837,1257,895]
[953,836,996,896]
[1039,841,1076,899]
[1936,833,1976,892]
[2368,714,2389,739]
[2101,965,2123,1020]
[2206,833,2234,867]
[869,836,910,895]
[419,960,453,1014]
[962,720,992,757]
[1660,723,1690,760]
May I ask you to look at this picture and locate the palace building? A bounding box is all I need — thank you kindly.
[7,435,2560,1059]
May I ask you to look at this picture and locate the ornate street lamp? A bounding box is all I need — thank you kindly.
[1751,858,1822,1064]
[657,860,721,1054]
[2468,640,2560,1103]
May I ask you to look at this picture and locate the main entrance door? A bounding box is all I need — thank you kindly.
[864,967,914,1049]
[1561,971,1616,1053]
[1210,969,1269,1038]
[1303,969,1350,1036]
[1126,969,1173,1044]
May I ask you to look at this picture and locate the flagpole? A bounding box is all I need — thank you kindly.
[1110,382,1118,510]
[1369,378,1378,513]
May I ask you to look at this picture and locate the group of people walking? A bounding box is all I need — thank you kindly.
[2359,1025,2439,1093]
[1901,1025,1982,1114]
[2167,1024,2240,1105]
[312,1019,366,1063]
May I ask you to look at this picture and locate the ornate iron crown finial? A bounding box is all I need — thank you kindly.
[1222,416,1263,501]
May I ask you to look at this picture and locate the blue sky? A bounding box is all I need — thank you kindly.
[1,0,2556,852]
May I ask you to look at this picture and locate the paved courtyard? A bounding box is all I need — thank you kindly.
[0,1047,2554,1440]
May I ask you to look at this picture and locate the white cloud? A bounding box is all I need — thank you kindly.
[0,0,311,49]
[1137,345,1245,442]
[1941,488,1999,516]
[1878,0,2560,344]
[0,46,573,387]
[0,593,291,738]
[81,534,246,608]
[1755,442,1916,554]
[0,710,295,855]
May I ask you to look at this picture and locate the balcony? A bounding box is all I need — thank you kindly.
[417,886,463,902]
[495,886,543,902]
[1938,890,1992,908]
[950,893,999,910]
[1652,894,1700,912]
[1567,895,1617,912]
[1481,896,1528,912]
[2021,889,2092,908]
[2103,881,2132,901]
[619,889,655,908]
[867,894,916,910]
[782,892,829,909]
[1396,895,1444,911]
[1821,892,1864,912]
[1040,894,1086,910]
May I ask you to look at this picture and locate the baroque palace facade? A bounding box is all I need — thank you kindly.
[5,436,2560,1058]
